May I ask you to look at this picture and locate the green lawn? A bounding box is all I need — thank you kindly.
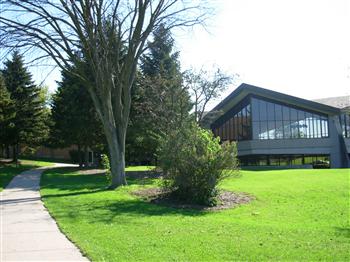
[40,168,350,261]
[0,159,54,191]
[125,165,155,171]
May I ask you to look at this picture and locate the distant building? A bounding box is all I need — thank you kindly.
[204,83,350,168]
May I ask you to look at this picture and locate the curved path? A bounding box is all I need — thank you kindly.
[0,164,88,261]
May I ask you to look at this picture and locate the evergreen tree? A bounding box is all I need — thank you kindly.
[140,24,180,78]
[127,25,191,164]
[50,67,104,167]
[0,74,15,157]
[1,51,49,162]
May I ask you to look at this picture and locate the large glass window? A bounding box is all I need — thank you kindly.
[252,98,329,140]
[211,99,252,141]
[239,154,330,167]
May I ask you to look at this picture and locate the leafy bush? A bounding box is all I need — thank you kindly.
[158,122,239,206]
[101,154,112,184]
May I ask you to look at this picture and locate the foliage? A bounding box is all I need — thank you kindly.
[40,168,350,261]
[1,51,50,161]
[158,122,239,206]
[127,25,191,164]
[183,68,233,123]
[100,154,111,184]
[50,67,105,166]
[0,74,15,149]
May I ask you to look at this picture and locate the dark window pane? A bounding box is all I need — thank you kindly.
[282,106,290,121]
[225,120,230,140]
[238,111,243,140]
[234,114,238,140]
[299,112,307,138]
[259,121,268,139]
[275,121,284,139]
[346,114,350,137]
[314,115,321,138]
[259,100,268,121]
[291,155,303,165]
[269,156,280,166]
[275,104,282,120]
[267,102,275,121]
[298,110,305,120]
[279,156,290,166]
[283,121,291,138]
[305,113,313,138]
[222,122,226,140]
[246,103,251,117]
[268,121,275,139]
[219,126,223,139]
[321,118,328,137]
[232,117,236,140]
[290,108,298,121]
[290,121,299,138]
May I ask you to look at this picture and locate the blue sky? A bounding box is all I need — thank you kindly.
[28,0,350,110]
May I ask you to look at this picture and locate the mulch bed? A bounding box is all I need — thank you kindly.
[132,188,255,211]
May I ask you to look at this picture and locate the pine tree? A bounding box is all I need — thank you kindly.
[141,24,180,78]
[1,51,49,162]
[127,25,191,164]
[0,74,15,157]
[50,67,104,167]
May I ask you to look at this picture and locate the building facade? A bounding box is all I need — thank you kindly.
[205,83,350,168]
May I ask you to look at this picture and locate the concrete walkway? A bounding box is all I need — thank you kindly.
[1,164,89,261]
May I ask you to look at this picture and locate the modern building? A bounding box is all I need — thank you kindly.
[204,83,350,168]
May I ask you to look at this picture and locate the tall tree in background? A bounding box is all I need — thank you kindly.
[50,68,104,167]
[127,25,191,164]
[0,74,15,157]
[1,51,49,162]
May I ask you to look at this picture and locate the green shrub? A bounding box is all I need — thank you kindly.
[101,154,112,184]
[158,122,239,206]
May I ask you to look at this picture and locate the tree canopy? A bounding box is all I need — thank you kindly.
[127,25,191,164]
[1,51,49,161]
[50,67,104,166]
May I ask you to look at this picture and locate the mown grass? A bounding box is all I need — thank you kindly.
[0,159,54,191]
[125,166,155,171]
[40,168,350,261]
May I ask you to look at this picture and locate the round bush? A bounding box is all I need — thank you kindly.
[158,122,239,206]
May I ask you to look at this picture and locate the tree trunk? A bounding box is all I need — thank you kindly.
[12,144,18,165]
[77,144,83,168]
[6,145,10,159]
[84,146,89,168]
[103,123,127,188]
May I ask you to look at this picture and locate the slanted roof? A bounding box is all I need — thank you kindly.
[205,83,341,125]
[314,95,350,109]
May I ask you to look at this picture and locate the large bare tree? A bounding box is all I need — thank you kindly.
[183,67,233,123]
[0,0,208,187]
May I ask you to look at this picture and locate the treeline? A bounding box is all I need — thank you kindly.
[0,26,231,165]
[0,51,50,162]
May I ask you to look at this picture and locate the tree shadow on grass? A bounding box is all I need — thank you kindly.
[41,167,207,219]
[334,227,350,238]
[64,198,206,223]
[42,167,154,192]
